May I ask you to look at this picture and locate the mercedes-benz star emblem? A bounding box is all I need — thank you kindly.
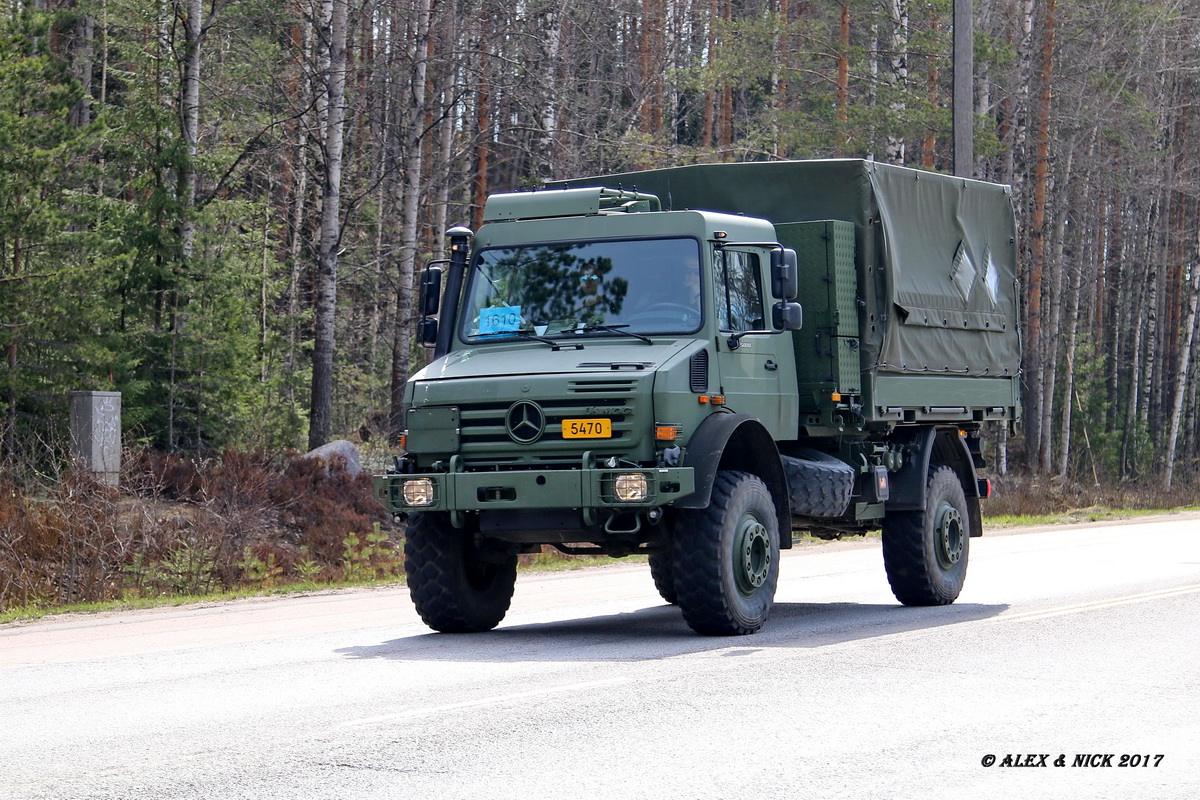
[505,400,545,444]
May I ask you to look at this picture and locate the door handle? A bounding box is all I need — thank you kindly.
[764,360,778,371]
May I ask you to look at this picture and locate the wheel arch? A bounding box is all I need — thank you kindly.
[886,425,983,537]
[676,412,792,548]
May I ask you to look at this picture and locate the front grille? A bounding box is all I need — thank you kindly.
[458,396,639,467]
[413,374,648,468]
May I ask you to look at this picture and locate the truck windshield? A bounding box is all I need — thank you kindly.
[460,238,703,341]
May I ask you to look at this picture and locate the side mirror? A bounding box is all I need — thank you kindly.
[770,248,798,300]
[773,301,803,331]
[417,317,439,348]
[419,267,443,316]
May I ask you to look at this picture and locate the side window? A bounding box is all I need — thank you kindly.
[714,249,764,332]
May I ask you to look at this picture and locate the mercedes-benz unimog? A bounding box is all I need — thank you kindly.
[374,159,1021,636]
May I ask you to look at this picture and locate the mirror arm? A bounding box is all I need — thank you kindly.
[727,299,803,350]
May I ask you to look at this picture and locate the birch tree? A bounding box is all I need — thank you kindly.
[309,0,349,450]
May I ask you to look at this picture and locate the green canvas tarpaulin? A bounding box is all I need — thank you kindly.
[550,159,1021,381]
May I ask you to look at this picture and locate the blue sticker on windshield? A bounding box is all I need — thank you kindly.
[479,305,522,334]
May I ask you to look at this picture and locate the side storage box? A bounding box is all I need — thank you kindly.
[776,220,860,411]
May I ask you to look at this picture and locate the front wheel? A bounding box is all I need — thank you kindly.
[881,466,971,605]
[404,512,518,632]
[648,550,678,605]
[672,471,780,635]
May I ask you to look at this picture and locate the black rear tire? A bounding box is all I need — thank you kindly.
[405,512,518,632]
[673,471,780,635]
[881,466,970,606]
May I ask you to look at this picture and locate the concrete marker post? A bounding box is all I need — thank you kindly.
[69,391,121,487]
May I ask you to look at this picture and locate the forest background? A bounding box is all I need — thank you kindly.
[2,0,1200,489]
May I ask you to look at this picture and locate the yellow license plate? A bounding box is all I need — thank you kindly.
[562,418,612,439]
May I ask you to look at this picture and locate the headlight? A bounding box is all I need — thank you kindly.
[401,477,436,507]
[613,473,648,502]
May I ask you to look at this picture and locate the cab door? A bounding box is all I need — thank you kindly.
[711,248,798,438]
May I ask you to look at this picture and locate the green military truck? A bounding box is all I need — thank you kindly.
[374,159,1020,636]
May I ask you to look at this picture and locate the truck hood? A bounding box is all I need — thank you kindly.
[411,338,698,383]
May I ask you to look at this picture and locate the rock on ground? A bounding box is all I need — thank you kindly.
[300,440,363,478]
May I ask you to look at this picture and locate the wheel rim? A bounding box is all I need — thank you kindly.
[734,516,771,595]
[933,502,964,569]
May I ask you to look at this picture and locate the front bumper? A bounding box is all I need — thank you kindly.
[373,464,695,515]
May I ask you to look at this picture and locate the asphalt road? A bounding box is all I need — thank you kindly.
[3,514,1199,799]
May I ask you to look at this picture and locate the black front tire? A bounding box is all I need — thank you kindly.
[672,471,780,635]
[405,512,518,632]
[648,550,678,605]
[882,466,970,606]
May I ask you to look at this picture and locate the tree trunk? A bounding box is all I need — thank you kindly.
[1057,134,1097,478]
[309,0,349,450]
[1056,247,1084,479]
[701,0,717,149]
[836,1,849,153]
[178,0,203,264]
[922,10,939,169]
[4,231,19,457]
[884,0,909,164]
[1103,189,1123,433]
[1038,145,1073,472]
[471,4,492,231]
[1163,264,1200,490]
[431,13,458,263]
[1024,0,1055,470]
[389,0,432,441]
[639,0,664,141]
[285,13,313,419]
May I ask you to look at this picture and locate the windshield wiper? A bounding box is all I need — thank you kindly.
[474,330,583,350]
[572,324,653,345]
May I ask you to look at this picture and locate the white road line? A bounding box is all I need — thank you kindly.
[340,676,632,728]
[991,584,1200,625]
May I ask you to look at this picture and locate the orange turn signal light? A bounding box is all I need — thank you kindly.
[655,424,682,441]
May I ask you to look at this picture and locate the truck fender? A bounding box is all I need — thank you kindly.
[676,412,792,548]
[886,426,983,536]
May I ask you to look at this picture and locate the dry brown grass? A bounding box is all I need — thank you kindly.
[0,448,394,613]
[984,471,1200,521]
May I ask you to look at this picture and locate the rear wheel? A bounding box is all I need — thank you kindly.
[882,466,970,605]
[405,512,518,632]
[673,471,780,635]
